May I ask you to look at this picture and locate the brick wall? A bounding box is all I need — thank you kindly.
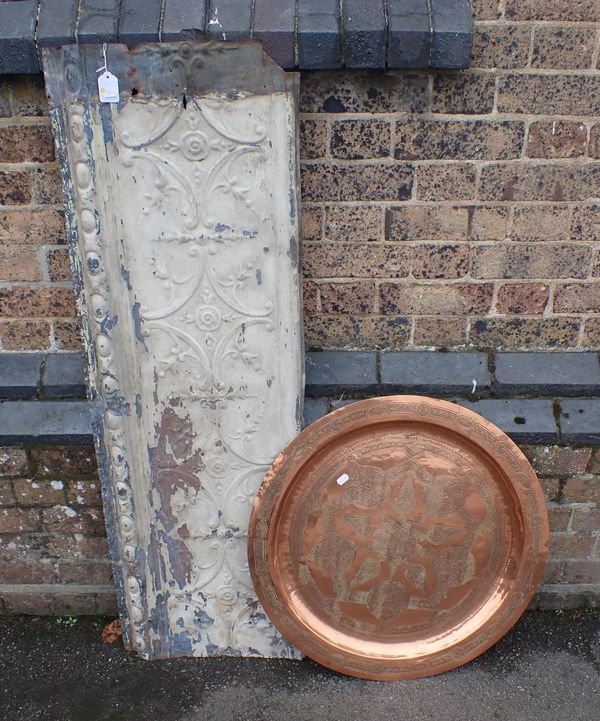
[300,1,600,351]
[1,438,598,613]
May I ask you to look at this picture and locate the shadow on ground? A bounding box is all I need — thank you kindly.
[1,610,599,721]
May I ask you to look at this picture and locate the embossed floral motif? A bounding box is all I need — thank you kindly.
[181,130,210,161]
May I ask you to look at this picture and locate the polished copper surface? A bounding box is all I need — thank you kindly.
[248,396,549,680]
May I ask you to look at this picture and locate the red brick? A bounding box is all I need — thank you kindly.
[331,119,391,159]
[0,559,55,584]
[498,74,600,115]
[561,560,600,584]
[31,447,97,478]
[479,162,600,202]
[548,506,572,532]
[472,0,500,21]
[0,480,15,506]
[73,536,110,560]
[0,320,52,350]
[582,319,600,349]
[301,205,322,241]
[563,476,600,504]
[386,206,468,242]
[542,560,565,584]
[0,286,76,318]
[42,505,105,535]
[302,281,318,314]
[0,592,53,615]
[380,283,493,315]
[554,284,600,313]
[31,167,62,204]
[416,164,477,201]
[0,447,28,476]
[13,478,66,507]
[303,242,411,279]
[319,282,376,314]
[511,206,573,242]
[550,533,595,559]
[52,320,82,349]
[526,121,587,159]
[573,205,600,242]
[505,1,600,21]
[469,207,509,241]
[471,244,590,280]
[589,125,600,159]
[0,124,55,163]
[0,533,79,562]
[395,119,524,160]
[46,248,71,282]
[0,245,42,281]
[0,507,40,532]
[496,284,549,315]
[325,205,382,242]
[471,24,530,69]
[299,119,327,160]
[57,561,113,585]
[0,209,66,244]
[589,448,600,474]
[0,170,31,205]
[523,446,592,477]
[412,317,466,348]
[470,317,580,350]
[431,72,496,114]
[305,314,410,351]
[301,163,413,202]
[532,27,596,69]
[11,76,49,117]
[571,508,600,533]
[537,477,560,503]
[411,244,469,280]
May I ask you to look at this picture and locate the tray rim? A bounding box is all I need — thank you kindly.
[248,395,550,680]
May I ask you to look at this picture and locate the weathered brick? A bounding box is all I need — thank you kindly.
[498,74,600,115]
[505,1,600,21]
[523,446,592,477]
[0,560,56,584]
[472,0,500,20]
[550,534,595,559]
[526,121,587,159]
[571,508,600,533]
[563,476,600,504]
[416,164,477,201]
[31,447,97,477]
[0,533,78,562]
[0,320,52,350]
[46,248,71,282]
[304,314,411,351]
[31,167,62,204]
[301,163,413,202]
[562,560,600,584]
[413,317,467,347]
[0,507,40,533]
[537,476,560,503]
[581,319,600,349]
[74,535,110,560]
[299,119,327,160]
[42,505,105,535]
[330,119,391,160]
[479,163,600,202]
[0,124,55,163]
[0,170,31,205]
[0,286,76,318]
[588,125,600,159]
[303,242,411,279]
[0,245,41,281]
[324,205,382,242]
[411,244,469,279]
[0,84,10,118]
[57,561,113,584]
[319,282,376,313]
[13,478,66,507]
[496,284,549,315]
[0,447,28,476]
[511,206,573,242]
[0,209,66,244]
[532,27,596,69]
[300,72,428,114]
[301,205,322,240]
[52,319,82,350]
[469,206,509,241]
[386,206,468,242]
[303,280,318,314]
[470,244,591,279]
[542,560,565,584]
[548,506,572,533]
[0,479,15,506]
[11,76,49,117]
[395,119,524,161]
[380,283,493,315]
[554,284,600,313]
[470,317,580,350]
[471,24,530,69]
[431,72,496,114]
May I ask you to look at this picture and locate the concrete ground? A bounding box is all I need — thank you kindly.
[1,610,599,721]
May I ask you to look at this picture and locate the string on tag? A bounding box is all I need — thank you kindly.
[96,43,108,74]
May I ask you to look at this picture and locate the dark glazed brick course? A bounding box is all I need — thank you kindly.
[560,400,600,444]
[430,0,473,69]
[458,399,557,444]
[297,0,341,70]
[0,0,39,74]
[496,353,600,397]
[387,0,430,69]
[118,0,161,45]
[161,0,206,42]
[253,0,295,68]
[305,351,377,394]
[206,0,252,40]
[77,0,120,44]
[37,0,79,48]
[342,0,386,69]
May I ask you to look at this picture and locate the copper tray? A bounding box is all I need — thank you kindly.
[248,396,549,680]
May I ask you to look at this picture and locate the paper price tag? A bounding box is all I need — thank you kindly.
[98,71,120,103]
